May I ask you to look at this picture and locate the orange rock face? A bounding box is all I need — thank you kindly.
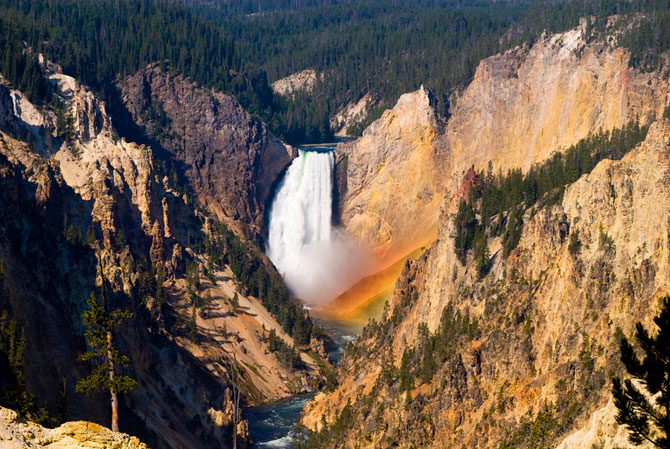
[333,25,669,322]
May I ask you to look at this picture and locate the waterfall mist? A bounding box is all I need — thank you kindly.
[266,150,372,306]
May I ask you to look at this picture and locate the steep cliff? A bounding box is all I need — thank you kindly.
[118,65,294,238]
[335,85,446,264]
[0,69,243,449]
[444,27,666,176]
[306,22,670,447]
[336,24,669,268]
[0,59,324,449]
[304,117,670,449]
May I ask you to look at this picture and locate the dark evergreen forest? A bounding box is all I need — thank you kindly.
[1,0,670,143]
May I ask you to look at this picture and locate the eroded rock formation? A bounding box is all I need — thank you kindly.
[119,65,294,238]
[305,117,670,449]
[272,69,321,97]
[336,24,669,265]
[0,60,323,449]
[335,85,446,264]
[308,23,670,448]
[0,407,149,449]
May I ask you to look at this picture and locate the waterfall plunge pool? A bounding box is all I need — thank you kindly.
[265,146,373,307]
[250,143,367,447]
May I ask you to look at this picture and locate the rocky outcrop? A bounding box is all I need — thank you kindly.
[118,66,293,237]
[303,119,670,448]
[336,24,670,267]
[0,407,148,449]
[335,85,446,263]
[556,399,652,449]
[272,69,320,96]
[331,92,376,137]
[0,83,23,137]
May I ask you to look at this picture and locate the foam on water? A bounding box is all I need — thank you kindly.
[266,149,371,305]
[258,435,294,448]
[246,394,316,448]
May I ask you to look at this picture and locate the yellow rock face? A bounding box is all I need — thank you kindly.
[336,85,446,265]
[0,407,148,449]
[305,119,670,448]
[333,25,669,324]
[445,28,665,177]
[338,25,668,267]
[556,399,653,449]
[271,68,320,96]
[308,21,670,445]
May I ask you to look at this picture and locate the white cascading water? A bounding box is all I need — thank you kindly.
[266,149,370,305]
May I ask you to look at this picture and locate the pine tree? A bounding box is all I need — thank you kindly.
[474,237,491,279]
[267,328,278,352]
[230,292,240,311]
[612,295,670,448]
[454,200,478,265]
[0,310,46,422]
[76,258,136,432]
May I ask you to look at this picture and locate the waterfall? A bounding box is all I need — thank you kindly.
[266,149,369,305]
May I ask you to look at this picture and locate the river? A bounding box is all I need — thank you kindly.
[246,317,362,448]
[249,140,364,448]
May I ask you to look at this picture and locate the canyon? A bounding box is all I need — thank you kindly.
[0,58,326,449]
[301,22,670,449]
[326,19,670,327]
[335,24,668,267]
[2,6,670,449]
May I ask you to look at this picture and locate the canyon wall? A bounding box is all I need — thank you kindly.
[119,65,294,238]
[308,23,670,449]
[444,28,666,176]
[305,118,670,449]
[335,86,446,264]
[336,25,669,264]
[0,60,322,449]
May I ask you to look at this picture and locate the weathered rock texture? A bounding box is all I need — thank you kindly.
[0,60,322,449]
[444,27,667,175]
[556,399,651,449]
[119,65,293,237]
[0,407,148,449]
[167,264,324,404]
[336,25,669,265]
[335,85,446,264]
[0,66,241,449]
[308,21,670,448]
[304,119,670,448]
[272,68,320,96]
[331,92,376,137]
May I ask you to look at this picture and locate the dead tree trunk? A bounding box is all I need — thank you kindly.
[220,354,242,449]
[108,331,118,432]
[232,353,240,449]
